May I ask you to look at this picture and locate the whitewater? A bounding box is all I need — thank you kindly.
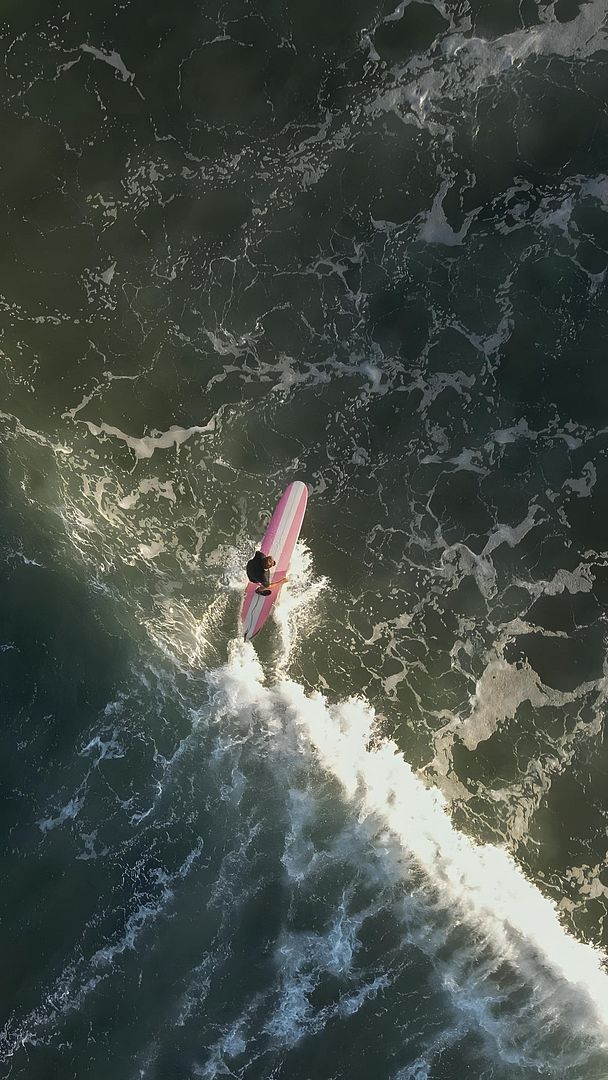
[200,552,608,1074]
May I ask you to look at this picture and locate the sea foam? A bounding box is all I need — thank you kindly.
[208,634,608,1044]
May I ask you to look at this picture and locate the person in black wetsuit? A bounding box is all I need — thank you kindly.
[246,551,275,596]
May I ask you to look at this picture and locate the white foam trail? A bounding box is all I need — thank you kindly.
[144,593,230,670]
[271,542,328,667]
[210,642,608,1039]
[289,689,608,1031]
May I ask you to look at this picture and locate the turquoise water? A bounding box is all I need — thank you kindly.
[2,1,608,1076]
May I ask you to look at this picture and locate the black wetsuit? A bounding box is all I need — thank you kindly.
[246,551,271,587]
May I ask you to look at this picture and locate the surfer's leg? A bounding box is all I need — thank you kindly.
[255,578,287,595]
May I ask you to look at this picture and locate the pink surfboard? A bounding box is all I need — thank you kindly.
[242,481,308,642]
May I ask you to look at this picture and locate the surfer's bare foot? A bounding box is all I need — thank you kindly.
[256,588,272,596]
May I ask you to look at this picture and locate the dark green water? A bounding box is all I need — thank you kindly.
[2,1,608,1077]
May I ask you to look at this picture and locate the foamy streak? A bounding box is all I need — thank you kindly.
[271,543,328,668]
[214,643,608,1035]
[79,419,215,459]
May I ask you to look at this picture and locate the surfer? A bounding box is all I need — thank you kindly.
[246,551,279,596]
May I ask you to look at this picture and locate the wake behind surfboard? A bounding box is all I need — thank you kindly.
[242,481,308,642]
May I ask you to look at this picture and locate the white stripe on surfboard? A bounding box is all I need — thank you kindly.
[268,481,305,561]
[243,590,262,639]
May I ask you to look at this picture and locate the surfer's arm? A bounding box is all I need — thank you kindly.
[267,578,288,590]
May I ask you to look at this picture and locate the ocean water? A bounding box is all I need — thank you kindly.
[2,1,608,1077]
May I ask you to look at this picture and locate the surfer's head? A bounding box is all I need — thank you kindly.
[261,554,275,568]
